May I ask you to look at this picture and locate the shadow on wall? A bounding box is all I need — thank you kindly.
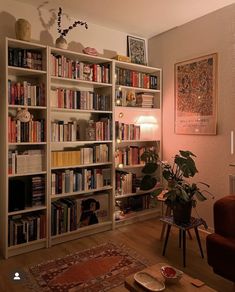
[37,1,55,46]
[0,11,16,41]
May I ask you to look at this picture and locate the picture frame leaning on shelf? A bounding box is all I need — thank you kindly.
[127,35,147,65]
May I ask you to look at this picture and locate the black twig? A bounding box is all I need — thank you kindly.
[57,7,88,37]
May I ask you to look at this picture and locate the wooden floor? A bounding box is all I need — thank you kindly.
[0,217,233,292]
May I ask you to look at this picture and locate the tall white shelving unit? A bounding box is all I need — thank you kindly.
[113,60,162,227]
[0,38,162,258]
[1,38,49,258]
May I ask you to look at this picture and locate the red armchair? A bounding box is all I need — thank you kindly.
[206,195,235,283]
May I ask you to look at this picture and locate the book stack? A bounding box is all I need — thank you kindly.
[9,150,45,174]
[51,167,111,195]
[50,89,111,111]
[8,213,46,246]
[136,93,154,108]
[51,193,109,235]
[115,146,145,166]
[116,171,136,195]
[115,121,140,140]
[50,53,110,83]
[8,48,43,70]
[115,67,157,89]
[8,116,45,143]
[31,176,45,206]
[51,120,78,142]
[8,80,45,106]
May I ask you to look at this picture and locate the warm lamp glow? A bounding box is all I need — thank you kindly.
[135,115,157,125]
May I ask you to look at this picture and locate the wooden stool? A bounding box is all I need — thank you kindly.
[157,195,192,241]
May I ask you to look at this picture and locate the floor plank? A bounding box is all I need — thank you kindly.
[0,218,233,292]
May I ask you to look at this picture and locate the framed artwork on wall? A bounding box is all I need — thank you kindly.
[127,35,147,65]
[175,53,217,135]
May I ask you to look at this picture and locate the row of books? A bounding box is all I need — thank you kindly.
[8,150,45,175]
[116,171,137,195]
[32,176,45,206]
[115,89,155,108]
[50,54,110,83]
[115,121,141,140]
[8,117,45,143]
[115,146,146,166]
[51,167,111,195]
[51,144,109,167]
[51,194,109,235]
[50,88,111,111]
[8,80,45,106]
[8,213,46,246]
[115,67,158,89]
[8,48,43,70]
[51,120,79,142]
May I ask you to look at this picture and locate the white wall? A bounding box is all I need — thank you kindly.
[0,0,135,58]
[149,4,235,230]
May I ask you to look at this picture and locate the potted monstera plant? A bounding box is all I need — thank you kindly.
[161,150,213,224]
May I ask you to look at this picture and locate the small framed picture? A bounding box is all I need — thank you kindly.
[127,35,147,65]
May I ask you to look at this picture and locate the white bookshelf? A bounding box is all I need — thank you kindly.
[0,38,49,259]
[113,60,162,226]
[0,38,162,258]
[48,46,114,247]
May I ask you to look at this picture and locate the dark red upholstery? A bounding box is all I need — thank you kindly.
[206,195,235,282]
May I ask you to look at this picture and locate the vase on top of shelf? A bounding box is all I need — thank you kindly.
[55,6,88,49]
[15,19,31,41]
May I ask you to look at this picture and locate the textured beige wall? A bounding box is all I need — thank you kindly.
[148,4,235,230]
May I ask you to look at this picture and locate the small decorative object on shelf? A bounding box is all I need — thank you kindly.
[16,108,32,123]
[56,7,88,49]
[113,55,131,63]
[85,120,96,141]
[83,47,98,56]
[15,19,31,41]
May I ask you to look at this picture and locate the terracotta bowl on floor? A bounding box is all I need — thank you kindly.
[160,265,183,283]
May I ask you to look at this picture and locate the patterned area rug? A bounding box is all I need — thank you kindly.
[26,242,148,291]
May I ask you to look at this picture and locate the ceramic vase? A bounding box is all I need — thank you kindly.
[15,19,31,41]
[55,36,68,49]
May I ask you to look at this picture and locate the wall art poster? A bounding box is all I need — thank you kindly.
[127,35,147,65]
[175,53,217,135]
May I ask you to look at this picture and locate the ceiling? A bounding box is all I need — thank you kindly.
[15,0,235,38]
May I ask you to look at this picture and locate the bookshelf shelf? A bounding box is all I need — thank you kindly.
[51,162,112,170]
[9,142,47,146]
[0,37,162,259]
[116,85,160,94]
[51,76,112,88]
[51,186,113,200]
[115,185,161,199]
[8,105,47,110]
[8,171,47,178]
[8,66,47,76]
[8,238,47,250]
[51,108,112,114]
[51,140,112,145]
[8,206,47,216]
[116,164,144,170]
[115,208,161,227]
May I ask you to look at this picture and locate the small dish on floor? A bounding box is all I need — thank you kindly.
[134,271,165,291]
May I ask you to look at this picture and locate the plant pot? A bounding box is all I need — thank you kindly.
[55,36,68,49]
[172,201,192,225]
